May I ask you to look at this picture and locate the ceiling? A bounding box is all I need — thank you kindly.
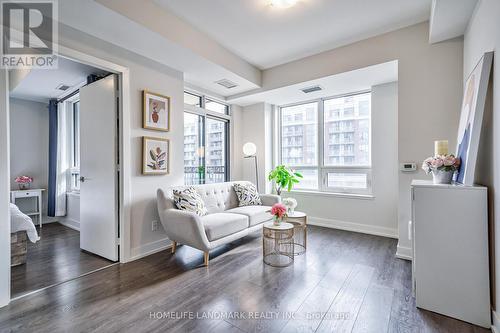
[228,60,398,106]
[156,0,431,69]
[10,57,108,103]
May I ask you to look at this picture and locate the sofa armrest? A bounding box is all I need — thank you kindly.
[157,208,210,251]
[260,194,281,206]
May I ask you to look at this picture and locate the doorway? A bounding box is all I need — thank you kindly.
[8,56,121,299]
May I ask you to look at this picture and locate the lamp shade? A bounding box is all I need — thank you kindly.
[243,142,257,157]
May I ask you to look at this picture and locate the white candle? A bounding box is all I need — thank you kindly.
[434,140,449,156]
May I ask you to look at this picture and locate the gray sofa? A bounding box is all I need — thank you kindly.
[157,181,280,266]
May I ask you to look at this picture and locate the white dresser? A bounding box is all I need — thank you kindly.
[411,180,490,328]
[10,189,44,228]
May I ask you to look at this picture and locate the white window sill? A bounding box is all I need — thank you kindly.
[286,189,375,200]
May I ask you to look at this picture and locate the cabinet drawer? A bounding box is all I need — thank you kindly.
[13,191,38,198]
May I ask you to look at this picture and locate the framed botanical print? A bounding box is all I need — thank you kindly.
[142,136,169,175]
[143,90,170,132]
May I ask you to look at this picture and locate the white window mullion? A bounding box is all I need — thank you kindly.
[318,98,325,192]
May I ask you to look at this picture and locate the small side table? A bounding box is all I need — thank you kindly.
[10,189,44,228]
[286,211,307,255]
[263,222,294,267]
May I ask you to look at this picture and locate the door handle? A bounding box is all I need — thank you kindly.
[79,176,91,183]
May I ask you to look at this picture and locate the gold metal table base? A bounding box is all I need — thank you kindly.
[286,212,308,256]
[263,222,294,267]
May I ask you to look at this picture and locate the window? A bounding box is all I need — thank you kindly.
[279,92,371,195]
[280,102,318,191]
[183,91,230,185]
[205,99,229,114]
[184,92,201,107]
[70,100,80,191]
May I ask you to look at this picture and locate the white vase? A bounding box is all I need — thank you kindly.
[432,169,454,184]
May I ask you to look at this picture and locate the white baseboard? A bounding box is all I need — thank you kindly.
[395,243,413,261]
[58,218,80,231]
[491,309,499,333]
[129,238,172,261]
[308,216,398,239]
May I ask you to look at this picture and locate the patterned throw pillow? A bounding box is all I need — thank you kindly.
[173,187,208,216]
[233,183,262,207]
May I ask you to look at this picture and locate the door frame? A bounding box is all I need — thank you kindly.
[0,45,132,306]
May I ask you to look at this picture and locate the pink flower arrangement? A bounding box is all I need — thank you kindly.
[15,176,33,184]
[270,203,287,219]
[422,155,460,174]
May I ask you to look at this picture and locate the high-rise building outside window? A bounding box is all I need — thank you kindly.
[279,91,371,195]
[183,91,230,185]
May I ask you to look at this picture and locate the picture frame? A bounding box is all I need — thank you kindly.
[455,52,493,185]
[143,90,170,132]
[142,136,170,175]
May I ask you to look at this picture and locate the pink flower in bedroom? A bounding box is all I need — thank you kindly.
[15,176,33,190]
[15,176,33,183]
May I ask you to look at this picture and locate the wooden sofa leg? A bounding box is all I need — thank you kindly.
[171,242,177,254]
[204,251,209,267]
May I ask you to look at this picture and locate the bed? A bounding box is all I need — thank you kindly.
[10,203,39,266]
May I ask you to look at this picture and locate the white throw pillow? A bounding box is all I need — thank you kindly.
[233,183,262,207]
[173,187,208,216]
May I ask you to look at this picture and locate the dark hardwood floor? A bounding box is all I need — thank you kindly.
[11,222,114,298]
[1,226,490,333]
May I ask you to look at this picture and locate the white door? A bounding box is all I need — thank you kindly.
[79,74,118,261]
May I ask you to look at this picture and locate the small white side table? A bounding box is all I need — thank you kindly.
[10,189,45,228]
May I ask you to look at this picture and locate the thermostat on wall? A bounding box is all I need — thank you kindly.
[400,162,417,172]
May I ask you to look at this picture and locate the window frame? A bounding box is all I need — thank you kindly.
[278,90,372,195]
[183,91,231,185]
[66,97,81,193]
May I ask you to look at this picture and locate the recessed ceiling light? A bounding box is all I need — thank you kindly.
[269,0,299,8]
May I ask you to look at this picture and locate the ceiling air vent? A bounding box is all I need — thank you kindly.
[301,85,323,94]
[56,84,70,91]
[215,79,238,89]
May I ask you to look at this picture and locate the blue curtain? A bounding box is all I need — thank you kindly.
[47,99,58,217]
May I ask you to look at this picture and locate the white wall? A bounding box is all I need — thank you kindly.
[230,104,244,181]
[240,102,273,193]
[280,82,399,238]
[55,24,185,260]
[61,192,80,231]
[9,98,49,216]
[463,0,500,316]
[253,22,463,257]
[0,70,11,306]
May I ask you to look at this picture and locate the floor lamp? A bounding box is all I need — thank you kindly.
[243,142,259,192]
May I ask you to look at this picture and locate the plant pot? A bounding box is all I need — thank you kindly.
[432,169,454,184]
[18,183,31,190]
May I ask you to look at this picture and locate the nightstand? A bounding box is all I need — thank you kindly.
[10,189,45,228]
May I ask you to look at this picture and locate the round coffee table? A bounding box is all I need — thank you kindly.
[262,222,294,267]
[286,211,307,255]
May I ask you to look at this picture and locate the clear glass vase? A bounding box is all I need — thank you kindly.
[273,216,282,226]
[18,183,31,190]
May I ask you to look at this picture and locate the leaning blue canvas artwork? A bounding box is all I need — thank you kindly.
[455,52,493,185]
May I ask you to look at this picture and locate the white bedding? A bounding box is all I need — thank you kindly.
[10,203,40,243]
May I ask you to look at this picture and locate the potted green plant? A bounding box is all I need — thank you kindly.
[268,165,303,196]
